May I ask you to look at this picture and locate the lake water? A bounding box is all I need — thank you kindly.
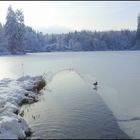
[0,51,140,138]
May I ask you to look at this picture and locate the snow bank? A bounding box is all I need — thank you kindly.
[0,76,46,139]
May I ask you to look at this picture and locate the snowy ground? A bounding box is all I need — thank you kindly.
[0,76,45,139]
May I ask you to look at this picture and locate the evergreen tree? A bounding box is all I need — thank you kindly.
[133,13,140,50]
[15,9,25,53]
[136,13,140,40]
[0,23,4,41]
[4,6,25,54]
[0,23,8,54]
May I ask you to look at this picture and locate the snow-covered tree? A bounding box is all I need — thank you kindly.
[15,9,25,53]
[132,13,140,50]
[4,6,25,54]
[136,13,140,40]
[0,6,139,54]
[44,30,136,51]
[0,23,4,44]
[0,23,8,54]
[5,6,16,53]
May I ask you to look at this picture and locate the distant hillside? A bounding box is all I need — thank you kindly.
[37,25,73,34]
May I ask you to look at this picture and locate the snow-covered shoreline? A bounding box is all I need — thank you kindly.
[0,76,46,139]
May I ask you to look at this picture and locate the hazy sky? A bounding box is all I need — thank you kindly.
[0,1,140,33]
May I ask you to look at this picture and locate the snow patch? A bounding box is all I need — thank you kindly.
[0,75,45,139]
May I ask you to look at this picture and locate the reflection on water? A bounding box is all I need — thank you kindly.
[22,70,129,139]
[0,51,140,138]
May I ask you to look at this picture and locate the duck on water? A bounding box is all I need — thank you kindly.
[93,81,98,90]
[93,81,98,86]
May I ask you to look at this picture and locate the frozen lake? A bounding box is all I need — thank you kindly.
[0,51,140,138]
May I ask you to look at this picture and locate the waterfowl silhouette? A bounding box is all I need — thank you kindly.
[93,81,98,86]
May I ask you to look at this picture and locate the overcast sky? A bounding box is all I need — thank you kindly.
[0,1,140,33]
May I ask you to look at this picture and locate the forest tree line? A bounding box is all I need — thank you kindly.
[0,6,140,55]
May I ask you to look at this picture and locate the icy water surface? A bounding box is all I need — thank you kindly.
[22,70,129,139]
[0,51,140,138]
